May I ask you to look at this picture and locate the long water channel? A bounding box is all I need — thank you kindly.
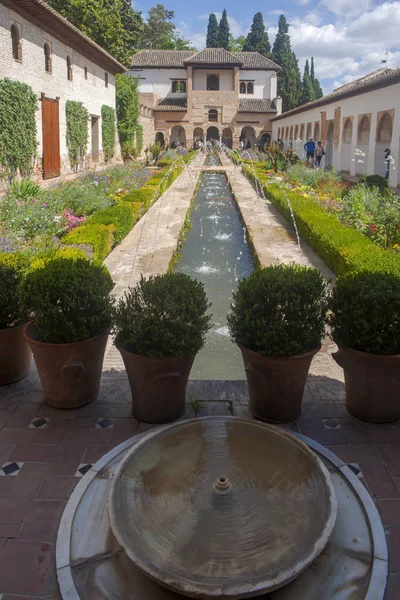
[175,155,255,379]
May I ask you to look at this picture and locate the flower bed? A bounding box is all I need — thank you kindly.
[243,164,400,277]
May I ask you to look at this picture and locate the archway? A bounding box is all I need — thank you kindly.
[259,132,271,151]
[341,118,353,172]
[193,127,204,149]
[206,126,219,142]
[375,112,393,177]
[155,132,165,148]
[299,124,305,141]
[170,125,186,147]
[306,123,312,140]
[325,123,334,168]
[357,115,370,175]
[222,128,232,149]
[314,122,320,142]
[241,126,256,149]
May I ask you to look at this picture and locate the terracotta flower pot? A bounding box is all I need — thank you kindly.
[333,345,400,423]
[0,323,32,385]
[116,337,194,424]
[240,345,319,423]
[25,324,110,409]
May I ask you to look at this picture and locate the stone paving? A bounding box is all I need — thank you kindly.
[0,157,399,599]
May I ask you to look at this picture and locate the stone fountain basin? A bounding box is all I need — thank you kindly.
[107,418,337,598]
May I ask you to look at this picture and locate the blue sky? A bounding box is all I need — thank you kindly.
[134,0,400,93]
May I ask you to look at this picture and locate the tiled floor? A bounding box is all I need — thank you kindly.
[0,365,399,599]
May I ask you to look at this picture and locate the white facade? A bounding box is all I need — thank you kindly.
[271,73,400,188]
[239,70,277,100]
[137,68,188,99]
[0,1,124,180]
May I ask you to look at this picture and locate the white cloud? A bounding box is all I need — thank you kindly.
[320,0,374,17]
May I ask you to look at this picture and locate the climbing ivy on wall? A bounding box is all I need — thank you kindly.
[136,124,143,155]
[101,105,116,162]
[0,78,38,180]
[65,100,89,170]
[116,74,140,157]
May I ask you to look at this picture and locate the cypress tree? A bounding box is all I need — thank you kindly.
[311,58,324,99]
[206,14,219,48]
[243,12,271,56]
[272,15,302,111]
[218,9,230,50]
[310,56,315,86]
[301,59,315,104]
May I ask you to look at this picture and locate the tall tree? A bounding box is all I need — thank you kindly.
[243,12,271,56]
[301,59,315,104]
[230,35,246,51]
[310,57,324,99]
[45,0,143,66]
[218,9,231,50]
[206,14,220,48]
[272,15,302,111]
[141,4,176,49]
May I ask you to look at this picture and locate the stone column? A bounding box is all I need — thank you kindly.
[186,66,193,120]
[234,67,239,94]
[350,117,358,176]
[389,108,399,188]
[367,112,378,175]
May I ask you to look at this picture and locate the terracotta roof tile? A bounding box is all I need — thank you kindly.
[131,49,281,71]
[239,99,277,113]
[153,98,187,111]
[132,50,194,68]
[184,48,243,65]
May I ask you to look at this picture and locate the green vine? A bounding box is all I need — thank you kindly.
[136,123,143,155]
[0,78,38,181]
[116,74,140,158]
[65,100,88,170]
[101,105,115,162]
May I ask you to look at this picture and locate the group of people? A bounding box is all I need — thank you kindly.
[304,139,325,167]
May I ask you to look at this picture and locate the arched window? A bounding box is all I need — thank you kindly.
[11,24,21,61]
[377,112,393,142]
[240,82,246,94]
[172,80,178,93]
[66,55,73,81]
[358,116,370,142]
[208,109,218,122]
[207,74,219,91]
[247,82,254,94]
[342,118,352,143]
[44,43,51,74]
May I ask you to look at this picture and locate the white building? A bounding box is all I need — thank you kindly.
[131,48,282,150]
[271,68,400,188]
[0,0,125,180]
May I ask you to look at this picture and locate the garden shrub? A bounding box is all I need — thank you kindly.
[116,74,139,158]
[1,192,65,240]
[286,163,342,188]
[88,203,140,244]
[227,265,328,356]
[329,271,400,355]
[114,273,212,358]
[21,258,114,344]
[364,174,388,194]
[62,223,114,262]
[53,180,114,217]
[65,100,89,170]
[29,246,89,271]
[123,187,155,208]
[0,264,28,329]
[101,105,116,162]
[0,79,38,179]
[136,123,143,155]
[7,178,43,201]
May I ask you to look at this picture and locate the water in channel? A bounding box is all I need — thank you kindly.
[175,168,255,379]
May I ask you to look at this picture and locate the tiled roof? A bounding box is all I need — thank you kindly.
[131,49,281,71]
[153,98,187,111]
[132,50,194,68]
[9,0,126,73]
[184,48,243,65]
[239,99,277,113]
[235,52,281,71]
[272,68,400,121]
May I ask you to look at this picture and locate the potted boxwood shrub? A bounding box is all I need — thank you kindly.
[0,254,32,385]
[22,257,114,409]
[114,273,211,423]
[227,264,328,423]
[330,271,400,423]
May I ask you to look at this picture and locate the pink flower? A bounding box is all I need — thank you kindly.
[41,203,47,208]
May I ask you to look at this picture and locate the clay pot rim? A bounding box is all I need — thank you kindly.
[0,321,30,333]
[239,343,320,360]
[115,333,195,362]
[24,322,111,348]
[335,343,400,360]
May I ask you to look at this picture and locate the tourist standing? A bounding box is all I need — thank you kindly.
[304,138,316,166]
[315,141,325,167]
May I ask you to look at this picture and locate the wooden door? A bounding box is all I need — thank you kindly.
[42,97,61,179]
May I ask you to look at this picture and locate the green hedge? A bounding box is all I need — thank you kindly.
[62,223,114,262]
[88,203,141,244]
[157,152,195,168]
[243,166,400,276]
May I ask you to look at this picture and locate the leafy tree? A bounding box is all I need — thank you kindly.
[141,4,176,49]
[243,12,271,56]
[230,35,246,51]
[45,0,143,67]
[116,74,140,157]
[172,35,196,51]
[272,15,302,111]
[218,9,230,50]
[206,14,219,48]
[301,59,315,104]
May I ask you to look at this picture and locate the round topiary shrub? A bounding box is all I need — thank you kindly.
[21,258,114,343]
[114,273,212,358]
[0,253,30,329]
[227,264,328,356]
[329,271,400,355]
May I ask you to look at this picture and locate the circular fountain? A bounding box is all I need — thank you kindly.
[56,417,388,600]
